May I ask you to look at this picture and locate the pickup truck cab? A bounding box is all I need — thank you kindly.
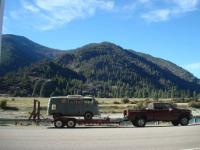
[124,102,192,127]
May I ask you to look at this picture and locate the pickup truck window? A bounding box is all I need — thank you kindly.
[154,103,171,110]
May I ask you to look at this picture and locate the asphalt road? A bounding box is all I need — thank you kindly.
[0,125,200,150]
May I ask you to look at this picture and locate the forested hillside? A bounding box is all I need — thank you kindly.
[0,35,199,98]
[0,34,64,76]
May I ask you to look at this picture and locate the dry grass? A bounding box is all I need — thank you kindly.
[0,96,197,119]
[0,97,48,118]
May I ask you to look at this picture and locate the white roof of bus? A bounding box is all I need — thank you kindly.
[50,95,93,99]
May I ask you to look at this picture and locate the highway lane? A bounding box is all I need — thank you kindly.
[0,125,200,150]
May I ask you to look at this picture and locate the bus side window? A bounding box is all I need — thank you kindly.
[76,100,82,104]
[84,99,92,104]
[69,99,74,104]
[61,98,66,104]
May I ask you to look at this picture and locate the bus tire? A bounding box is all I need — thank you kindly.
[84,112,93,120]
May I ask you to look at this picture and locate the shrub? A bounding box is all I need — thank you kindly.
[121,98,130,104]
[130,101,137,104]
[135,100,151,109]
[189,101,200,109]
[135,101,144,109]
[0,100,7,108]
[113,101,120,104]
[0,99,19,110]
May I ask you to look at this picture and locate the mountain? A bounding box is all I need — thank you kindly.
[0,60,85,97]
[57,42,200,97]
[135,52,198,83]
[0,34,65,76]
[0,35,199,98]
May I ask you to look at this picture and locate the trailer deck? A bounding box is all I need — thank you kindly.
[53,116,127,128]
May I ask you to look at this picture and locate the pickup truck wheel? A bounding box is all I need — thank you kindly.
[132,120,138,127]
[66,119,76,128]
[180,117,189,126]
[84,112,93,120]
[136,118,146,127]
[171,120,179,126]
[54,120,64,128]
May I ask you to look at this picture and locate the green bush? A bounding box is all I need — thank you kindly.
[135,101,144,109]
[130,101,137,104]
[113,101,120,104]
[0,100,7,108]
[121,98,130,104]
[0,99,19,110]
[189,101,200,109]
[135,99,151,109]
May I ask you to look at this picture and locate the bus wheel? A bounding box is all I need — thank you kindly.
[84,112,93,120]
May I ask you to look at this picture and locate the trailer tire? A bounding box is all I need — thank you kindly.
[66,119,76,128]
[84,112,93,120]
[54,120,64,128]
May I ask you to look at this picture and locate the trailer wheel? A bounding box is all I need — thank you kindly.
[84,112,93,120]
[66,119,76,128]
[54,120,64,128]
[135,118,146,127]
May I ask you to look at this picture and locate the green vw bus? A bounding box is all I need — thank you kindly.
[47,95,99,120]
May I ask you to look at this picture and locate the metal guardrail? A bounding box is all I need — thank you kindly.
[0,118,52,122]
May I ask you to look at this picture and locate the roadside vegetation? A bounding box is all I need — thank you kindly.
[0,99,7,108]
[189,101,200,109]
[0,97,199,119]
[0,99,19,111]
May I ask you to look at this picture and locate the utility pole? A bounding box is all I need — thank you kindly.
[0,0,5,64]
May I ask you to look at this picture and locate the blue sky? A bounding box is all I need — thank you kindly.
[2,0,200,78]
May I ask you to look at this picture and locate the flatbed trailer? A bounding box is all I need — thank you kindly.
[53,116,127,128]
[53,115,200,128]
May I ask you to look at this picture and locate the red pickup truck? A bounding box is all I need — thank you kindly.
[124,102,192,127]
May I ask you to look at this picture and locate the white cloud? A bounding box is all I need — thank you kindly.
[8,0,200,30]
[141,9,171,22]
[22,1,39,13]
[21,0,115,30]
[138,0,200,22]
[172,0,199,12]
[184,63,200,70]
